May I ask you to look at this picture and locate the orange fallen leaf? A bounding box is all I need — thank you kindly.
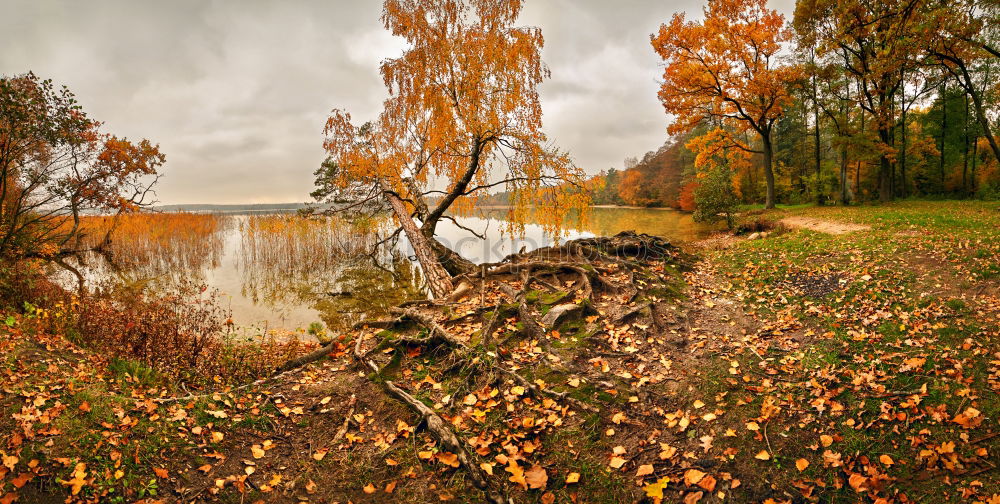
[506,462,527,490]
[684,468,705,486]
[795,458,809,471]
[755,450,770,460]
[525,464,548,489]
[698,474,716,492]
[437,452,460,468]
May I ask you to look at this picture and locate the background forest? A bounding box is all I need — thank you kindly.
[586,0,1000,211]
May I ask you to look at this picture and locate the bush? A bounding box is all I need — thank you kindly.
[977,180,1000,201]
[0,261,68,311]
[69,280,310,384]
[692,168,739,229]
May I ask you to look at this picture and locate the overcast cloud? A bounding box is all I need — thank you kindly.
[2,0,793,204]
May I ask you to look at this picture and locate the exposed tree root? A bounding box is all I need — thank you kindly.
[389,307,470,351]
[252,231,688,501]
[352,332,507,504]
[274,342,338,374]
[494,362,599,414]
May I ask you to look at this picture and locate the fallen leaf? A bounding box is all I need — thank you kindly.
[684,469,706,486]
[525,464,548,489]
[644,477,669,500]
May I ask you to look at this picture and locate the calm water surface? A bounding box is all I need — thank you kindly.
[71,207,713,337]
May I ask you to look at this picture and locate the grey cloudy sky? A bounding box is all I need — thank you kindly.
[2,0,793,205]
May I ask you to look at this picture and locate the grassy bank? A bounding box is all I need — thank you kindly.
[1,201,998,504]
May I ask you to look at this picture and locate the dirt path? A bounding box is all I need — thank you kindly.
[779,215,870,234]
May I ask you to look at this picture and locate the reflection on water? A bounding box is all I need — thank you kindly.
[235,214,424,332]
[66,207,711,335]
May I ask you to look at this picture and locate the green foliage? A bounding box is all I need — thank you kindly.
[692,168,740,229]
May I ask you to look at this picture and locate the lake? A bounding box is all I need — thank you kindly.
[63,207,714,338]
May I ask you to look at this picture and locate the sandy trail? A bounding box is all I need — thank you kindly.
[780,216,870,235]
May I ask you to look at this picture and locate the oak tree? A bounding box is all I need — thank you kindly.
[651,0,801,209]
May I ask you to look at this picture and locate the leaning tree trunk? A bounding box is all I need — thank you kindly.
[381,185,454,299]
[427,237,476,277]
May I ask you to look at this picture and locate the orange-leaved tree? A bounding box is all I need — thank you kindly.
[651,0,801,208]
[315,0,587,299]
[0,72,163,287]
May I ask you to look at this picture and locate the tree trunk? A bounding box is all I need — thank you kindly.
[813,70,822,205]
[900,68,908,198]
[940,82,947,189]
[427,235,476,276]
[948,56,1000,166]
[963,91,970,195]
[857,103,865,200]
[840,144,850,205]
[762,130,776,209]
[382,185,454,299]
[877,118,894,202]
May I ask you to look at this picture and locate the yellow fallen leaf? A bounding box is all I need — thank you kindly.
[566,472,580,484]
[609,456,627,469]
[820,434,833,447]
[644,477,669,499]
[755,450,770,460]
[62,462,87,495]
[251,445,265,459]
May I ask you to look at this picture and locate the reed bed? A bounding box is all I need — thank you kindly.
[238,214,381,278]
[77,212,227,277]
